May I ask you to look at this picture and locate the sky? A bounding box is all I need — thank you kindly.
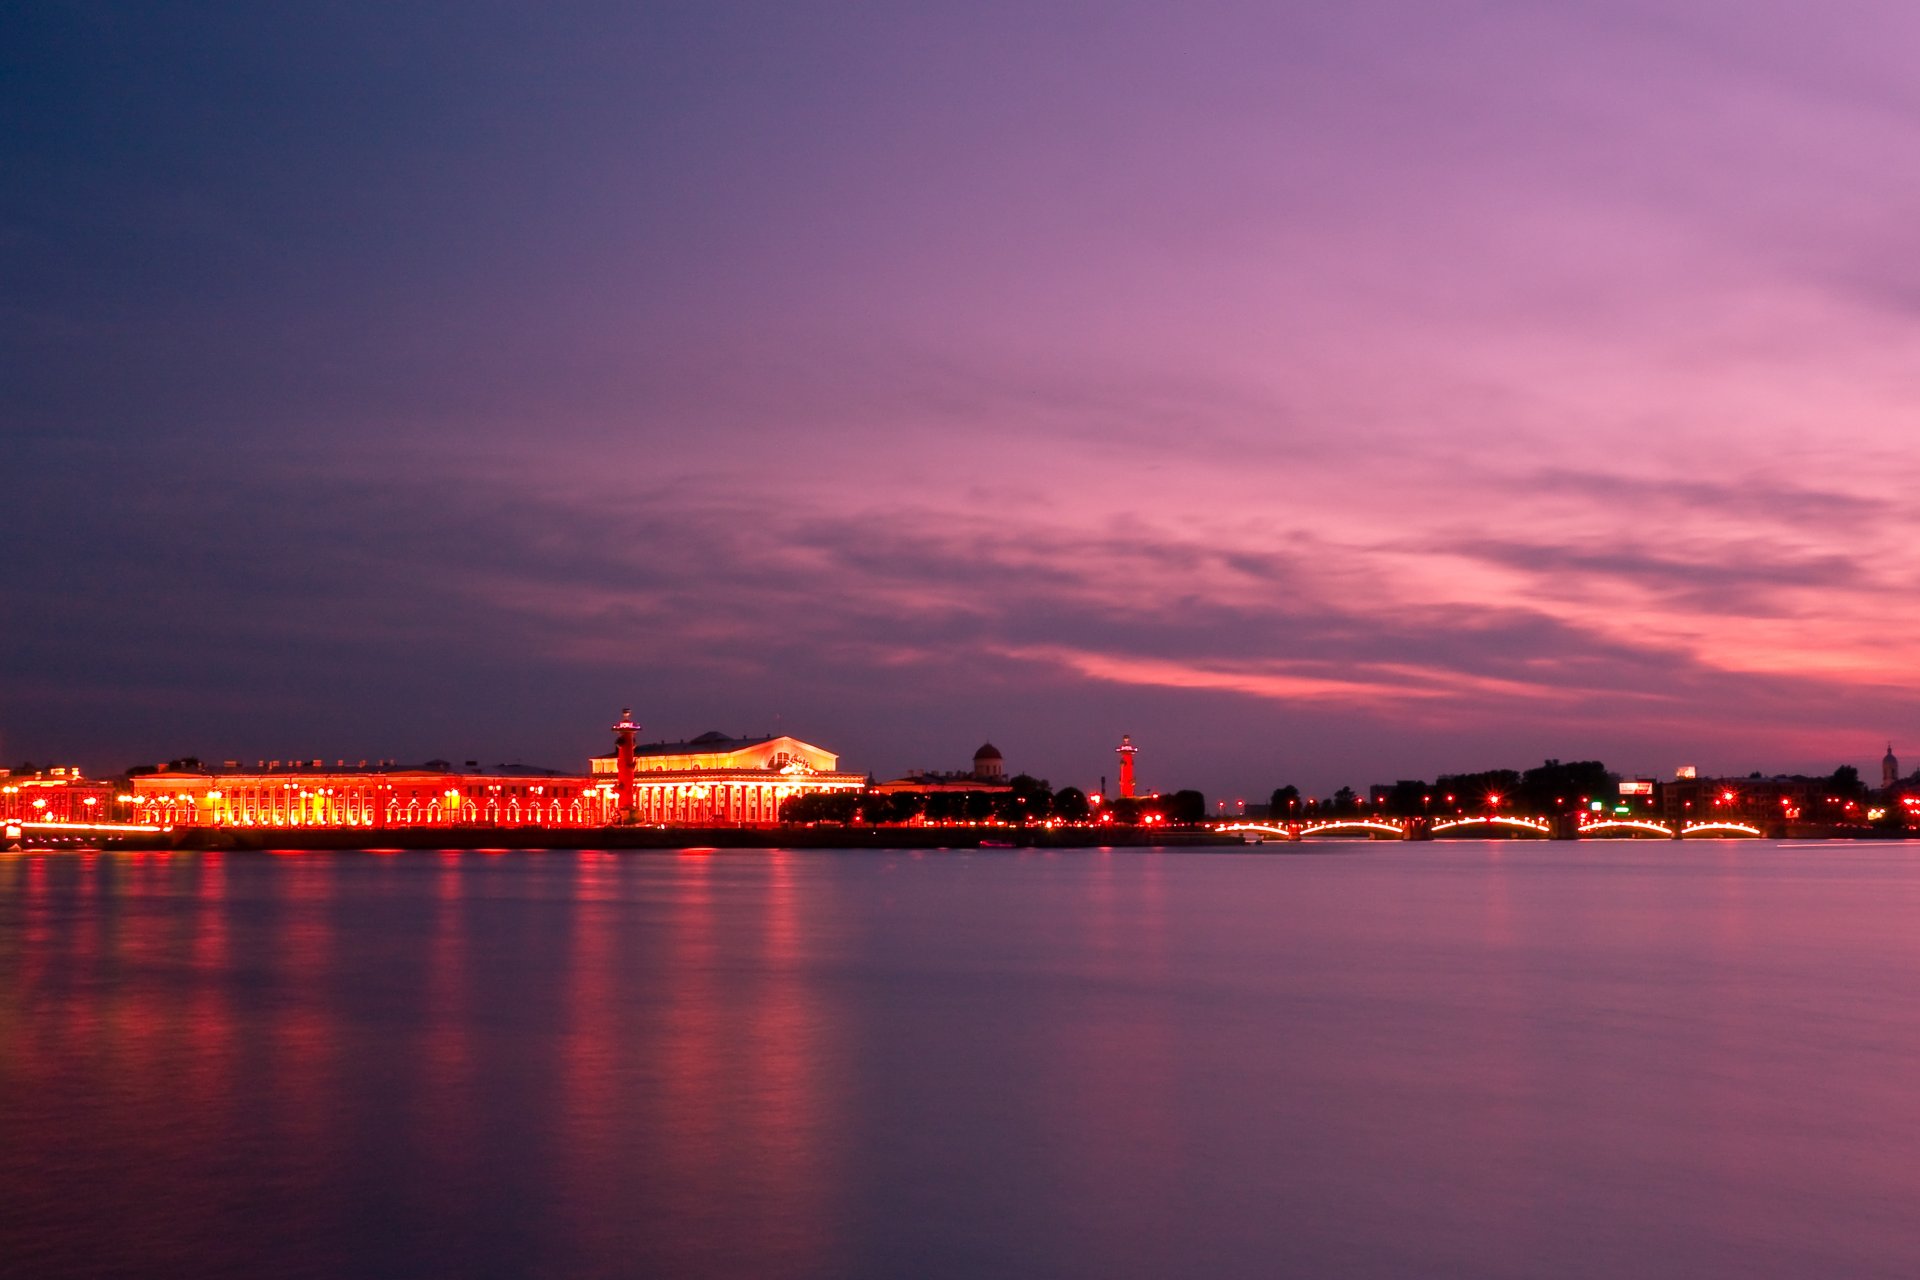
[6,0,1920,798]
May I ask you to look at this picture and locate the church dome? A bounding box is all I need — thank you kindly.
[972,743,1005,781]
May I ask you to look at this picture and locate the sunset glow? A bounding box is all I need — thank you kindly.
[7,2,1918,792]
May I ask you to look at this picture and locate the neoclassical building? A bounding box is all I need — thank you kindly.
[128,760,609,829]
[121,722,865,831]
[589,730,866,825]
[874,743,1017,794]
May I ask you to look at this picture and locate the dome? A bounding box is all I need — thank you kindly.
[972,742,1005,782]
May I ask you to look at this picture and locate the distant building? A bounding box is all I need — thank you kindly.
[0,766,114,825]
[973,742,1004,781]
[1885,744,1900,791]
[1661,774,1854,826]
[587,730,864,824]
[129,760,606,829]
[119,722,864,830]
[875,742,1017,794]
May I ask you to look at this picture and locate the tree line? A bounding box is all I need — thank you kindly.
[1268,758,1876,819]
[1269,759,1617,818]
[780,775,1207,826]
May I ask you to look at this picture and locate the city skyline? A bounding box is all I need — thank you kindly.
[5,711,1904,807]
[9,2,1920,796]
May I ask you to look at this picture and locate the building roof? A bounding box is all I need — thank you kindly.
[637,732,774,757]
[873,773,1014,793]
[133,760,575,779]
[591,733,825,762]
[974,742,1002,760]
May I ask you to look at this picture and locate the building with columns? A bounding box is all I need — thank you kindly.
[118,718,865,831]
[588,730,865,825]
[1,766,115,824]
[128,760,609,830]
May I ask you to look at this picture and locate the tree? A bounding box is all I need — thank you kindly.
[1518,760,1613,810]
[1054,787,1091,822]
[884,792,924,824]
[1435,770,1522,811]
[1269,785,1300,818]
[1831,764,1863,797]
[1166,790,1206,825]
[996,774,1054,824]
[1332,786,1358,814]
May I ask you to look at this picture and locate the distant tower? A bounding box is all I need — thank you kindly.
[1885,743,1899,791]
[613,708,639,819]
[973,743,1004,782]
[1117,735,1138,799]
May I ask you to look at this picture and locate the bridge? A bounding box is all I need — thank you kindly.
[1431,815,1552,836]
[4,819,169,849]
[1217,816,1767,842]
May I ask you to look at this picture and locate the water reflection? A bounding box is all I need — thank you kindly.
[5,845,1920,1278]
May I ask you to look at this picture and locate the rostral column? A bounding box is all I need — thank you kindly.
[613,708,639,821]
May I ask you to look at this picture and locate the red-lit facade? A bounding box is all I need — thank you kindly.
[0,767,116,824]
[129,763,611,830]
[118,724,865,831]
[587,732,865,825]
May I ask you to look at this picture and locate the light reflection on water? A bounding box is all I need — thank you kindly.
[5,843,1920,1278]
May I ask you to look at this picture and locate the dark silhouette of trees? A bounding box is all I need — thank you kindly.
[1518,759,1614,810]
[1165,790,1206,825]
[1434,770,1521,810]
[1376,780,1431,817]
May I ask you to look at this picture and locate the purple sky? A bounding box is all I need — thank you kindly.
[6,1,1919,796]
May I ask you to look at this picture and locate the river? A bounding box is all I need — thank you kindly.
[4,842,1920,1278]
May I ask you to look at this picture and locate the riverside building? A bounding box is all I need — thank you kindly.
[128,760,608,830]
[874,743,1016,794]
[122,715,864,830]
[588,729,865,825]
[0,766,115,825]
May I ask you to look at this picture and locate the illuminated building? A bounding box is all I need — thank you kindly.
[0,766,114,824]
[111,717,866,831]
[875,742,1017,794]
[587,730,865,824]
[129,761,609,829]
[1117,735,1138,799]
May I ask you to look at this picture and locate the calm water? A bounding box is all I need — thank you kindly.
[5,842,1920,1278]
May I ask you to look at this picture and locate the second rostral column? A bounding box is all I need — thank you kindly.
[613,708,639,822]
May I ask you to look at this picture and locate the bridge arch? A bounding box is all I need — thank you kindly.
[1298,819,1406,838]
[1578,818,1674,839]
[1217,822,1297,841]
[1430,815,1551,837]
[1681,821,1762,838]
